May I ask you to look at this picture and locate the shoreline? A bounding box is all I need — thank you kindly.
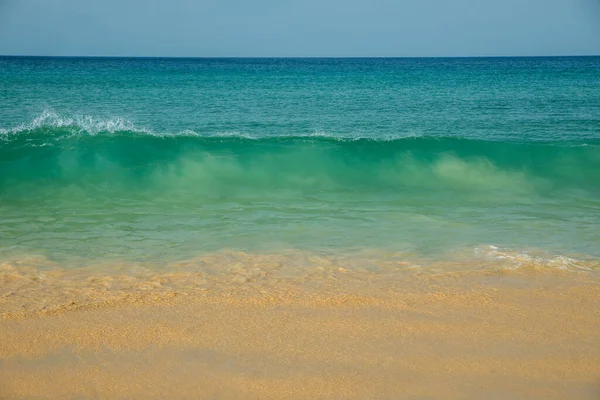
[3,248,598,319]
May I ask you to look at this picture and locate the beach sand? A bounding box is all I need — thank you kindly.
[1,265,599,400]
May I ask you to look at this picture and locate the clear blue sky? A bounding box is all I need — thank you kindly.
[1,0,599,57]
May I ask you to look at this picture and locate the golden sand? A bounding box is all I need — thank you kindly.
[1,258,599,399]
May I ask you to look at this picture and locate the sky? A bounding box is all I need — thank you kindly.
[0,0,599,57]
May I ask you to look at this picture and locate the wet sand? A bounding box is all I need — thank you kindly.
[1,269,599,399]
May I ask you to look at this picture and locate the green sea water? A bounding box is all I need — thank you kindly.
[1,57,599,271]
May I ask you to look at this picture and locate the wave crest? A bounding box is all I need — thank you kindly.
[2,110,600,147]
[0,110,425,141]
[0,110,152,137]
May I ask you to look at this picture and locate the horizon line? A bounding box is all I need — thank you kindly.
[1,54,599,59]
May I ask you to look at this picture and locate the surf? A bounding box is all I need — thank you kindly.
[1,118,599,198]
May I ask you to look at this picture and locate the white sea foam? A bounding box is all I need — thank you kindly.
[210,131,258,139]
[475,245,592,271]
[0,110,426,141]
[306,129,423,142]
[0,109,153,136]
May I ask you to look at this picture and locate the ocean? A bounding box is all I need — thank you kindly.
[1,56,599,276]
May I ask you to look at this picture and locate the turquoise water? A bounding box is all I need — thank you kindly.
[1,57,599,270]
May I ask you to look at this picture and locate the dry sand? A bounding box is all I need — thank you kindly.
[1,265,599,399]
